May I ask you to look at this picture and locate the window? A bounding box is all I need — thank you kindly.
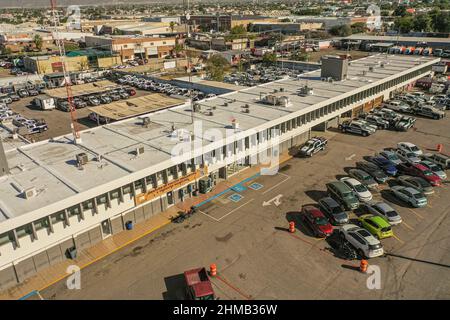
[51,211,66,224]
[0,232,13,246]
[110,189,120,200]
[123,184,132,194]
[34,217,50,231]
[123,45,128,48]
[68,205,81,217]
[83,199,94,211]
[97,194,108,205]
[16,225,33,239]
[135,179,144,190]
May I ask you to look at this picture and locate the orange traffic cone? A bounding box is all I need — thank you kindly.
[437,144,443,153]
[289,221,295,233]
[360,259,368,273]
[210,264,217,277]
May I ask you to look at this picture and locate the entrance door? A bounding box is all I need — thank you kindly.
[167,191,174,206]
[101,219,112,238]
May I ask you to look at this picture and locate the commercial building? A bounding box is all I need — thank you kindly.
[180,15,276,32]
[0,54,438,290]
[23,55,89,75]
[344,34,450,50]
[85,35,176,62]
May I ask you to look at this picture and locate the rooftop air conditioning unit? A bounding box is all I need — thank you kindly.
[280,87,284,92]
[369,66,374,71]
[362,70,367,76]
[206,110,214,116]
[135,146,145,155]
[232,120,239,130]
[76,153,88,166]
[24,186,37,199]
[223,102,228,107]
[242,108,250,113]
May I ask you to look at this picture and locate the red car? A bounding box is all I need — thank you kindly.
[301,205,333,238]
[397,163,442,186]
[126,88,136,96]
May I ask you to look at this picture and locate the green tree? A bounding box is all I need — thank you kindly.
[230,25,247,35]
[329,24,352,37]
[432,11,450,33]
[394,15,414,33]
[206,54,230,81]
[393,5,407,17]
[33,34,43,51]
[262,52,277,65]
[169,21,176,33]
[351,22,367,34]
[413,13,432,32]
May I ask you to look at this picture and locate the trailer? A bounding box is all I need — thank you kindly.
[184,267,215,300]
[33,96,55,110]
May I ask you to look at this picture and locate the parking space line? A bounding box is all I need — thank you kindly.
[262,173,291,195]
[198,210,221,222]
[392,234,405,244]
[218,199,255,221]
[407,208,424,220]
[401,221,415,231]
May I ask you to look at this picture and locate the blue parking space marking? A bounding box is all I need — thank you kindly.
[229,194,244,202]
[231,183,247,193]
[249,183,263,191]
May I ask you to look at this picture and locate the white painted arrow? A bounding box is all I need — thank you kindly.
[263,194,283,207]
[345,153,356,161]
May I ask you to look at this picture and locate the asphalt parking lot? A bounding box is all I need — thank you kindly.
[4,89,149,141]
[41,114,450,300]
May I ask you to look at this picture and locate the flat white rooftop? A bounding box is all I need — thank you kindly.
[0,54,438,221]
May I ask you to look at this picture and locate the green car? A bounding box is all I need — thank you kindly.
[358,214,394,239]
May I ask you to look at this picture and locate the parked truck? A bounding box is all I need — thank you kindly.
[184,267,216,300]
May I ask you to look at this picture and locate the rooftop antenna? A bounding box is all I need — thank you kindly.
[50,0,81,144]
[183,0,194,124]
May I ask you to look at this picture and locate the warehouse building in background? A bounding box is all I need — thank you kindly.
[0,54,439,290]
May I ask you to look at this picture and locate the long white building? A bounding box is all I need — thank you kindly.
[0,54,438,290]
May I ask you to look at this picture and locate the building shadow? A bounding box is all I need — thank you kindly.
[304,190,328,202]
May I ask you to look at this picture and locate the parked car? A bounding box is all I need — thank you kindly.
[339,177,373,202]
[359,202,402,225]
[326,181,360,210]
[396,149,421,164]
[367,156,398,176]
[397,175,434,195]
[17,89,29,98]
[89,112,109,124]
[355,161,389,183]
[338,224,384,258]
[88,96,101,106]
[396,163,441,186]
[358,214,394,240]
[8,93,20,101]
[99,95,112,104]
[412,104,445,119]
[57,100,70,112]
[360,114,389,129]
[28,89,39,96]
[397,142,423,156]
[318,197,349,225]
[420,160,447,180]
[420,153,450,170]
[338,120,373,137]
[349,168,379,189]
[73,98,87,109]
[394,115,416,131]
[298,136,328,157]
[390,186,428,208]
[383,100,412,113]
[301,205,333,238]
[379,150,402,165]
[109,93,121,101]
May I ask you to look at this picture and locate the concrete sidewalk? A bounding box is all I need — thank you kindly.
[0,152,294,300]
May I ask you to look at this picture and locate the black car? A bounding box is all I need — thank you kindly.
[318,197,349,225]
[355,161,389,183]
[8,93,20,101]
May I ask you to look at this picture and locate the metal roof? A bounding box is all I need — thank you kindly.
[44,80,120,99]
